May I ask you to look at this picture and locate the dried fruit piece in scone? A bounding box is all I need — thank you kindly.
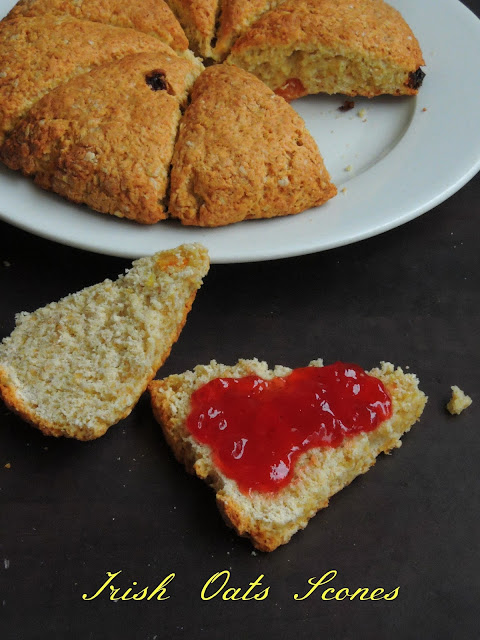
[169,64,336,227]
[227,0,425,100]
[0,16,193,144]
[1,53,203,223]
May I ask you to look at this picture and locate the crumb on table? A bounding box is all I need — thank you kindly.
[446,386,472,415]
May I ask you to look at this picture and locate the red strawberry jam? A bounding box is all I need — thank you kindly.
[186,363,392,494]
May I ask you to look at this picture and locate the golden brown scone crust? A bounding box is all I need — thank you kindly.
[0,53,203,224]
[213,0,285,61]
[169,64,336,227]
[228,0,425,97]
[6,0,189,51]
[150,360,427,551]
[164,0,219,57]
[0,16,178,144]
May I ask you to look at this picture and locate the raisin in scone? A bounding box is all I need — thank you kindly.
[0,245,209,440]
[5,0,189,52]
[0,16,187,144]
[150,359,427,551]
[1,53,204,223]
[169,64,336,227]
[227,0,425,100]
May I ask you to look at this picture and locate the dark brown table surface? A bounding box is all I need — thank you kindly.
[1,4,479,638]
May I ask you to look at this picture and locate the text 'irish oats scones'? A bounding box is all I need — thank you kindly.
[150,359,427,551]
[0,16,187,144]
[1,53,204,223]
[164,0,219,58]
[227,0,425,100]
[169,64,336,227]
[5,0,189,52]
[0,245,209,440]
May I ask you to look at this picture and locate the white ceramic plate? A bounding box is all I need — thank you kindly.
[1,0,480,263]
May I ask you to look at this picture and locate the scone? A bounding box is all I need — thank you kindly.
[0,16,185,144]
[0,52,204,223]
[212,0,286,61]
[149,359,427,551]
[164,0,218,58]
[5,0,189,52]
[227,0,425,100]
[0,244,209,440]
[169,64,336,227]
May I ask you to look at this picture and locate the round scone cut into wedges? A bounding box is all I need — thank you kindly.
[149,359,427,551]
[0,53,204,224]
[227,0,425,100]
[0,16,190,144]
[0,244,209,440]
[5,0,189,52]
[169,64,336,227]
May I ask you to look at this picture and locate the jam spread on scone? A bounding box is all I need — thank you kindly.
[186,363,393,493]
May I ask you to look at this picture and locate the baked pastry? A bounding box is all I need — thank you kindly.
[5,0,189,52]
[169,64,336,226]
[164,0,218,58]
[0,16,184,144]
[149,359,427,551]
[212,0,285,61]
[227,0,425,100]
[0,52,204,223]
[0,244,209,440]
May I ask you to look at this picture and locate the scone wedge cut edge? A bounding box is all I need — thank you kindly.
[228,0,425,99]
[0,244,209,440]
[149,359,427,551]
[0,52,204,224]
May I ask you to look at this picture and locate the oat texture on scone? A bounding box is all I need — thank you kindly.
[150,359,427,551]
[227,0,425,99]
[164,0,219,58]
[5,0,189,51]
[0,245,209,440]
[0,16,183,144]
[212,0,286,61]
[169,64,336,227]
[0,53,204,223]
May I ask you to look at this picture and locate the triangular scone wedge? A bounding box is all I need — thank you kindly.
[227,0,425,100]
[0,16,195,144]
[164,0,219,58]
[168,64,336,227]
[0,245,209,440]
[150,359,427,551]
[212,0,286,61]
[5,0,189,52]
[0,52,204,223]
